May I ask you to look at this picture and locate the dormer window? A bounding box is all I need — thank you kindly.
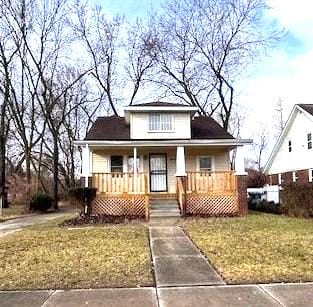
[307,133,312,149]
[288,140,292,152]
[149,113,173,131]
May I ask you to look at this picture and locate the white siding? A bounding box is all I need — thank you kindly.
[130,112,191,139]
[268,109,313,174]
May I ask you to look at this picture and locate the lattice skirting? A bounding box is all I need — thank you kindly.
[186,193,239,216]
[92,195,148,217]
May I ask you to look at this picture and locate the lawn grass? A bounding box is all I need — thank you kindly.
[0,220,153,290]
[182,212,313,284]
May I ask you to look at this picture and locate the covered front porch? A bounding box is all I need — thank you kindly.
[79,142,247,218]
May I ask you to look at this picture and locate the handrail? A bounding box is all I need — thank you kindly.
[177,177,186,216]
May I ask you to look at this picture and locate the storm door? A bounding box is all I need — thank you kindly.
[149,154,167,192]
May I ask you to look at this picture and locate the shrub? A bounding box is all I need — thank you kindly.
[30,192,53,212]
[281,183,313,218]
[68,187,97,216]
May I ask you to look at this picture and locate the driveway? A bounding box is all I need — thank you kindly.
[0,209,76,237]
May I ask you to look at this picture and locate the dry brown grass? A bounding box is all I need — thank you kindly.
[182,212,313,284]
[0,221,153,290]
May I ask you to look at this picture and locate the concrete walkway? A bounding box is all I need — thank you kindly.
[149,226,224,287]
[0,210,75,237]
[1,283,313,307]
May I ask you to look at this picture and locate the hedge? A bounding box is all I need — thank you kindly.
[281,183,313,218]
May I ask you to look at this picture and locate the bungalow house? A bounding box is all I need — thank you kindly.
[75,102,251,219]
[265,104,313,185]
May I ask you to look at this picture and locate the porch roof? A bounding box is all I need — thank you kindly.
[83,116,235,141]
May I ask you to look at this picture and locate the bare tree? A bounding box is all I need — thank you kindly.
[72,2,123,115]
[153,0,280,130]
[273,98,285,137]
[253,128,268,172]
[126,19,158,105]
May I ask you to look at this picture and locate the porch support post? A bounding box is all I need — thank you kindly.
[82,144,90,187]
[133,147,137,193]
[235,146,247,175]
[175,146,186,177]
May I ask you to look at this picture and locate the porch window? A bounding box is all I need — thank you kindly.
[308,133,312,149]
[110,156,123,173]
[127,156,140,172]
[149,113,173,131]
[199,156,212,172]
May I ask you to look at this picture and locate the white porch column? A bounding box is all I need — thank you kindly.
[82,144,91,187]
[235,146,247,175]
[133,147,137,192]
[175,146,186,176]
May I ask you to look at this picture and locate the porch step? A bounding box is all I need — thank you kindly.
[150,199,179,205]
[149,198,181,219]
[150,211,181,218]
[151,203,179,209]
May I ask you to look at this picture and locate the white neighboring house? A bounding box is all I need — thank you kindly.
[264,104,313,185]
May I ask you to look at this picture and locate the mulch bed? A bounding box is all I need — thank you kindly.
[60,214,145,226]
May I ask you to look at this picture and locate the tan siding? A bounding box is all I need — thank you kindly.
[92,152,109,173]
[185,148,231,172]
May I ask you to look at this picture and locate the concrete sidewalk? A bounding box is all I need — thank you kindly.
[149,226,224,287]
[0,209,76,237]
[1,283,313,307]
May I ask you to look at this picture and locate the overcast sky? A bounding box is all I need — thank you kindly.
[94,0,313,163]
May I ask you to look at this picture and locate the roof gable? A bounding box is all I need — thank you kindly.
[264,104,313,173]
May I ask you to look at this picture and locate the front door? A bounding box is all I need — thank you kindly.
[149,154,167,192]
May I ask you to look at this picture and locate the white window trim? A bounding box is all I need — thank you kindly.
[197,155,214,172]
[148,113,175,133]
[278,173,282,185]
[309,169,313,182]
[292,171,297,182]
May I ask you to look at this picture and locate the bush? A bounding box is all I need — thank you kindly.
[68,187,97,216]
[30,193,53,212]
[281,183,313,218]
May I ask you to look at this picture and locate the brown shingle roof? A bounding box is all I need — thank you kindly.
[191,117,234,139]
[85,116,130,140]
[298,104,313,116]
[131,101,191,107]
[84,116,233,140]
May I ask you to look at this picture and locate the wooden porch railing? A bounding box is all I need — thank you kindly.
[92,172,148,194]
[177,177,186,215]
[186,171,236,193]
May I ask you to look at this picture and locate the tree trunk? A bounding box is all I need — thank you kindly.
[53,136,59,210]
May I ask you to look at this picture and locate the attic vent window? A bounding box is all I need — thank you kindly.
[288,140,292,152]
[149,114,173,131]
[307,133,312,149]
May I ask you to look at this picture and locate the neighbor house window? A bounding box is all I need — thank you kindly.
[308,133,312,149]
[110,156,123,173]
[199,156,212,172]
[149,113,173,131]
[309,169,313,182]
[288,140,292,152]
